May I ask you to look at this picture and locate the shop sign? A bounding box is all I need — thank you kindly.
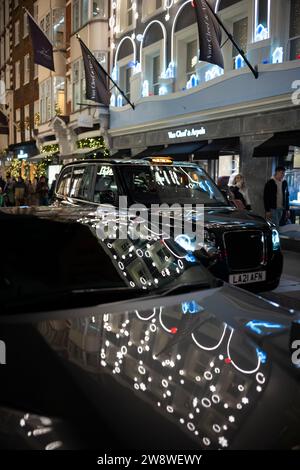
[168,127,206,140]
[17,150,28,159]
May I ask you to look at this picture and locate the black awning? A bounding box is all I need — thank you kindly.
[8,140,39,157]
[253,130,300,157]
[153,142,208,159]
[134,145,165,157]
[195,137,240,159]
[111,148,131,159]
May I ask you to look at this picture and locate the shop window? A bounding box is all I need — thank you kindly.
[289,0,300,60]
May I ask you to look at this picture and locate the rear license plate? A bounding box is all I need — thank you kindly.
[229,271,266,285]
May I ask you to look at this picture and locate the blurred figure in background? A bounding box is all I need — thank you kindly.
[14,176,26,207]
[228,173,251,210]
[36,176,49,206]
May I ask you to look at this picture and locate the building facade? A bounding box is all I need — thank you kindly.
[36,0,110,162]
[109,0,300,215]
[0,0,39,170]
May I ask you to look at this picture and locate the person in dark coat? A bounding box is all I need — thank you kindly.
[264,166,290,227]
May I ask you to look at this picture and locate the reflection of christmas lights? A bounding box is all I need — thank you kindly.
[246,320,284,336]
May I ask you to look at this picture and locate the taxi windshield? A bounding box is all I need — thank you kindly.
[121,164,228,207]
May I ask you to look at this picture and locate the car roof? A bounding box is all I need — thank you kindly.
[62,159,201,168]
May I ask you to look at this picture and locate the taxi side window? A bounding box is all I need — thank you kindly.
[56,166,73,197]
[69,165,94,200]
[94,165,118,204]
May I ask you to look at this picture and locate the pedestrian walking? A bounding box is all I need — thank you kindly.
[264,166,290,227]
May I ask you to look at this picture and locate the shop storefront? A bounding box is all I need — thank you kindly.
[110,106,300,217]
[114,123,241,181]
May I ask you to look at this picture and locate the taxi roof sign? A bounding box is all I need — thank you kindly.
[150,157,173,164]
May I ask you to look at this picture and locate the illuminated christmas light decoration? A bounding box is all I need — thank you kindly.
[272,47,283,64]
[142,80,149,97]
[186,73,199,89]
[235,54,245,70]
[227,330,261,374]
[205,65,224,82]
[192,324,227,351]
[245,320,284,336]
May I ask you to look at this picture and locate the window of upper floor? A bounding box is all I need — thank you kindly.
[40,9,65,47]
[142,0,164,21]
[24,104,30,141]
[53,8,65,48]
[4,0,9,26]
[39,76,65,123]
[15,61,20,89]
[15,108,21,143]
[0,4,4,34]
[289,0,300,60]
[117,0,136,35]
[174,23,199,92]
[14,20,20,46]
[71,51,106,111]
[143,44,162,96]
[73,0,89,32]
[24,54,30,85]
[254,0,270,42]
[92,0,107,19]
[118,58,134,103]
[40,13,51,40]
[23,12,28,38]
[0,38,4,69]
[40,78,52,123]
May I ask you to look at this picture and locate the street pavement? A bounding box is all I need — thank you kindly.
[261,250,300,311]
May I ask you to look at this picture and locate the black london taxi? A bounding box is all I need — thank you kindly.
[0,206,299,451]
[53,156,283,292]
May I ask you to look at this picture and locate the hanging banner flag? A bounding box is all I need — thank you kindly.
[193,0,224,69]
[26,8,55,71]
[78,37,110,106]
